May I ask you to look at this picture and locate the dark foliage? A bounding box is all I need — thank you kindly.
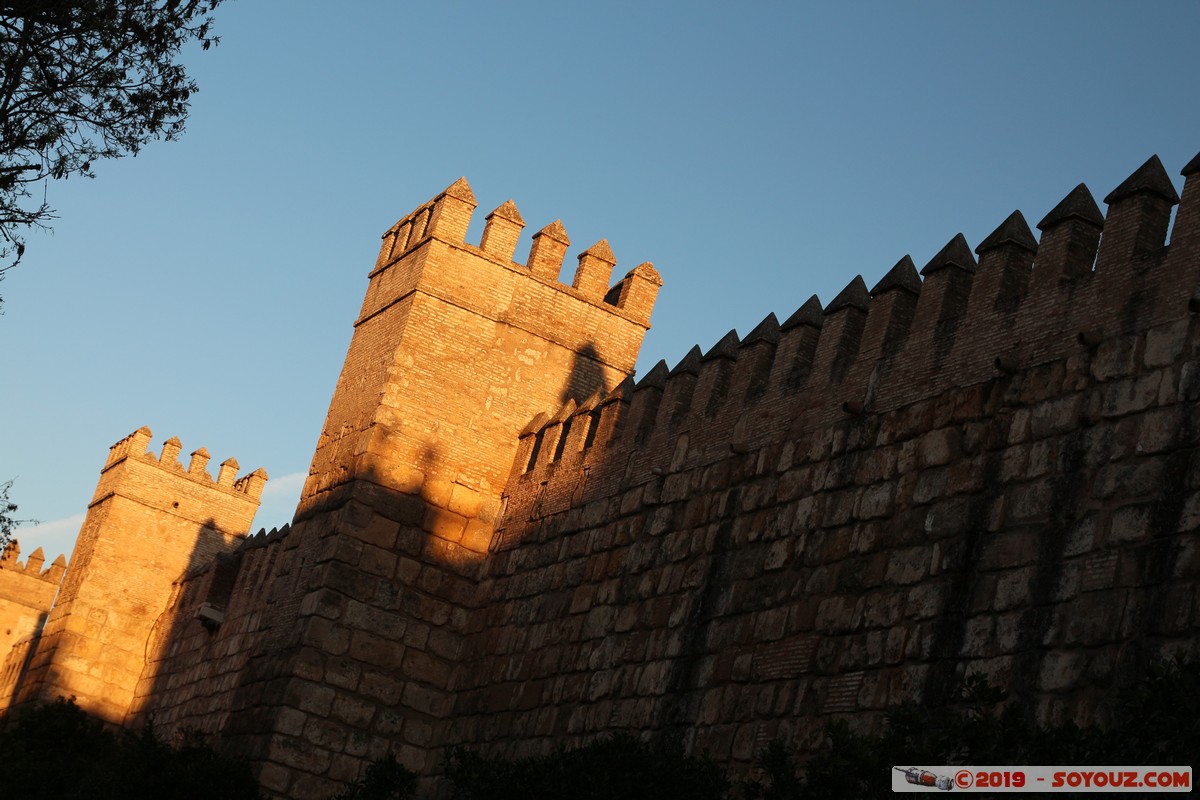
[744,658,1200,799]
[0,697,262,800]
[441,660,1199,800]
[331,752,418,800]
[0,477,28,549]
[0,0,224,286]
[445,733,730,800]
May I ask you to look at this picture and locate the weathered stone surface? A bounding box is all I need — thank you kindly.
[5,161,1200,800]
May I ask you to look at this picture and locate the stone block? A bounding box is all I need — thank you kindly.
[304,717,349,751]
[912,468,948,505]
[1135,406,1184,454]
[977,530,1038,571]
[816,490,850,528]
[884,547,930,585]
[258,762,293,794]
[1091,334,1138,381]
[856,482,895,520]
[1144,320,1188,367]
[1030,395,1080,440]
[1108,503,1152,543]
[402,650,449,687]
[1038,650,1083,692]
[358,544,397,578]
[904,584,943,620]
[1006,481,1053,524]
[917,428,959,468]
[360,671,403,705]
[1092,461,1163,500]
[304,618,351,656]
[405,681,451,719]
[960,616,994,657]
[423,506,467,543]
[993,567,1035,611]
[275,706,307,737]
[324,657,363,691]
[1102,373,1163,418]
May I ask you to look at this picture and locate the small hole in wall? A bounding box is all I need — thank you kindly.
[173,501,179,508]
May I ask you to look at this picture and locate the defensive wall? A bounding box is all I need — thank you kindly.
[0,541,65,704]
[2,152,1199,799]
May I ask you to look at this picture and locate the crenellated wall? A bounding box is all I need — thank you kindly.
[130,178,662,799]
[450,153,1200,768]
[6,153,1200,800]
[0,541,66,706]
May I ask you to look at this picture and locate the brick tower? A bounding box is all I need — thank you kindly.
[214,179,661,796]
[15,427,265,721]
[297,178,659,532]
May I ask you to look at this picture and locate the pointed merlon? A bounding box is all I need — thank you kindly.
[26,547,44,572]
[743,313,781,346]
[782,295,824,330]
[703,329,741,361]
[920,234,977,276]
[575,390,604,414]
[1183,151,1200,177]
[1037,183,1104,231]
[825,275,871,313]
[636,360,670,389]
[976,210,1038,255]
[536,219,570,246]
[439,177,477,205]
[217,456,240,487]
[627,261,663,285]
[550,398,577,425]
[1104,155,1179,205]
[580,239,616,265]
[871,256,922,296]
[520,412,551,437]
[670,345,703,376]
[487,199,524,225]
[45,553,67,580]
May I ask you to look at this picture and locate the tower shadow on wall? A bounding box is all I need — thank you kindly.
[0,610,47,713]
[561,342,608,407]
[123,514,262,734]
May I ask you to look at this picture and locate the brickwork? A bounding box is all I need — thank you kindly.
[3,155,1199,799]
[133,179,660,799]
[9,427,265,721]
[0,541,65,705]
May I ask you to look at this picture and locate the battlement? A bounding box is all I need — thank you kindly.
[301,178,659,519]
[0,541,67,584]
[369,177,662,327]
[10,425,267,721]
[28,148,1200,798]
[502,151,1200,538]
[100,426,268,503]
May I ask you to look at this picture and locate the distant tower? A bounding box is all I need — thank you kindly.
[15,427,265,721]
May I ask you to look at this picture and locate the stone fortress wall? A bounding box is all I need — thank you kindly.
[0,541,66,703]
[2,152,1199,799]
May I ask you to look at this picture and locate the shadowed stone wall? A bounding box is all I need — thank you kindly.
[5,154,1200,800]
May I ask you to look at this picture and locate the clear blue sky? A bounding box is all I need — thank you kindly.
[2,1,1198,563]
